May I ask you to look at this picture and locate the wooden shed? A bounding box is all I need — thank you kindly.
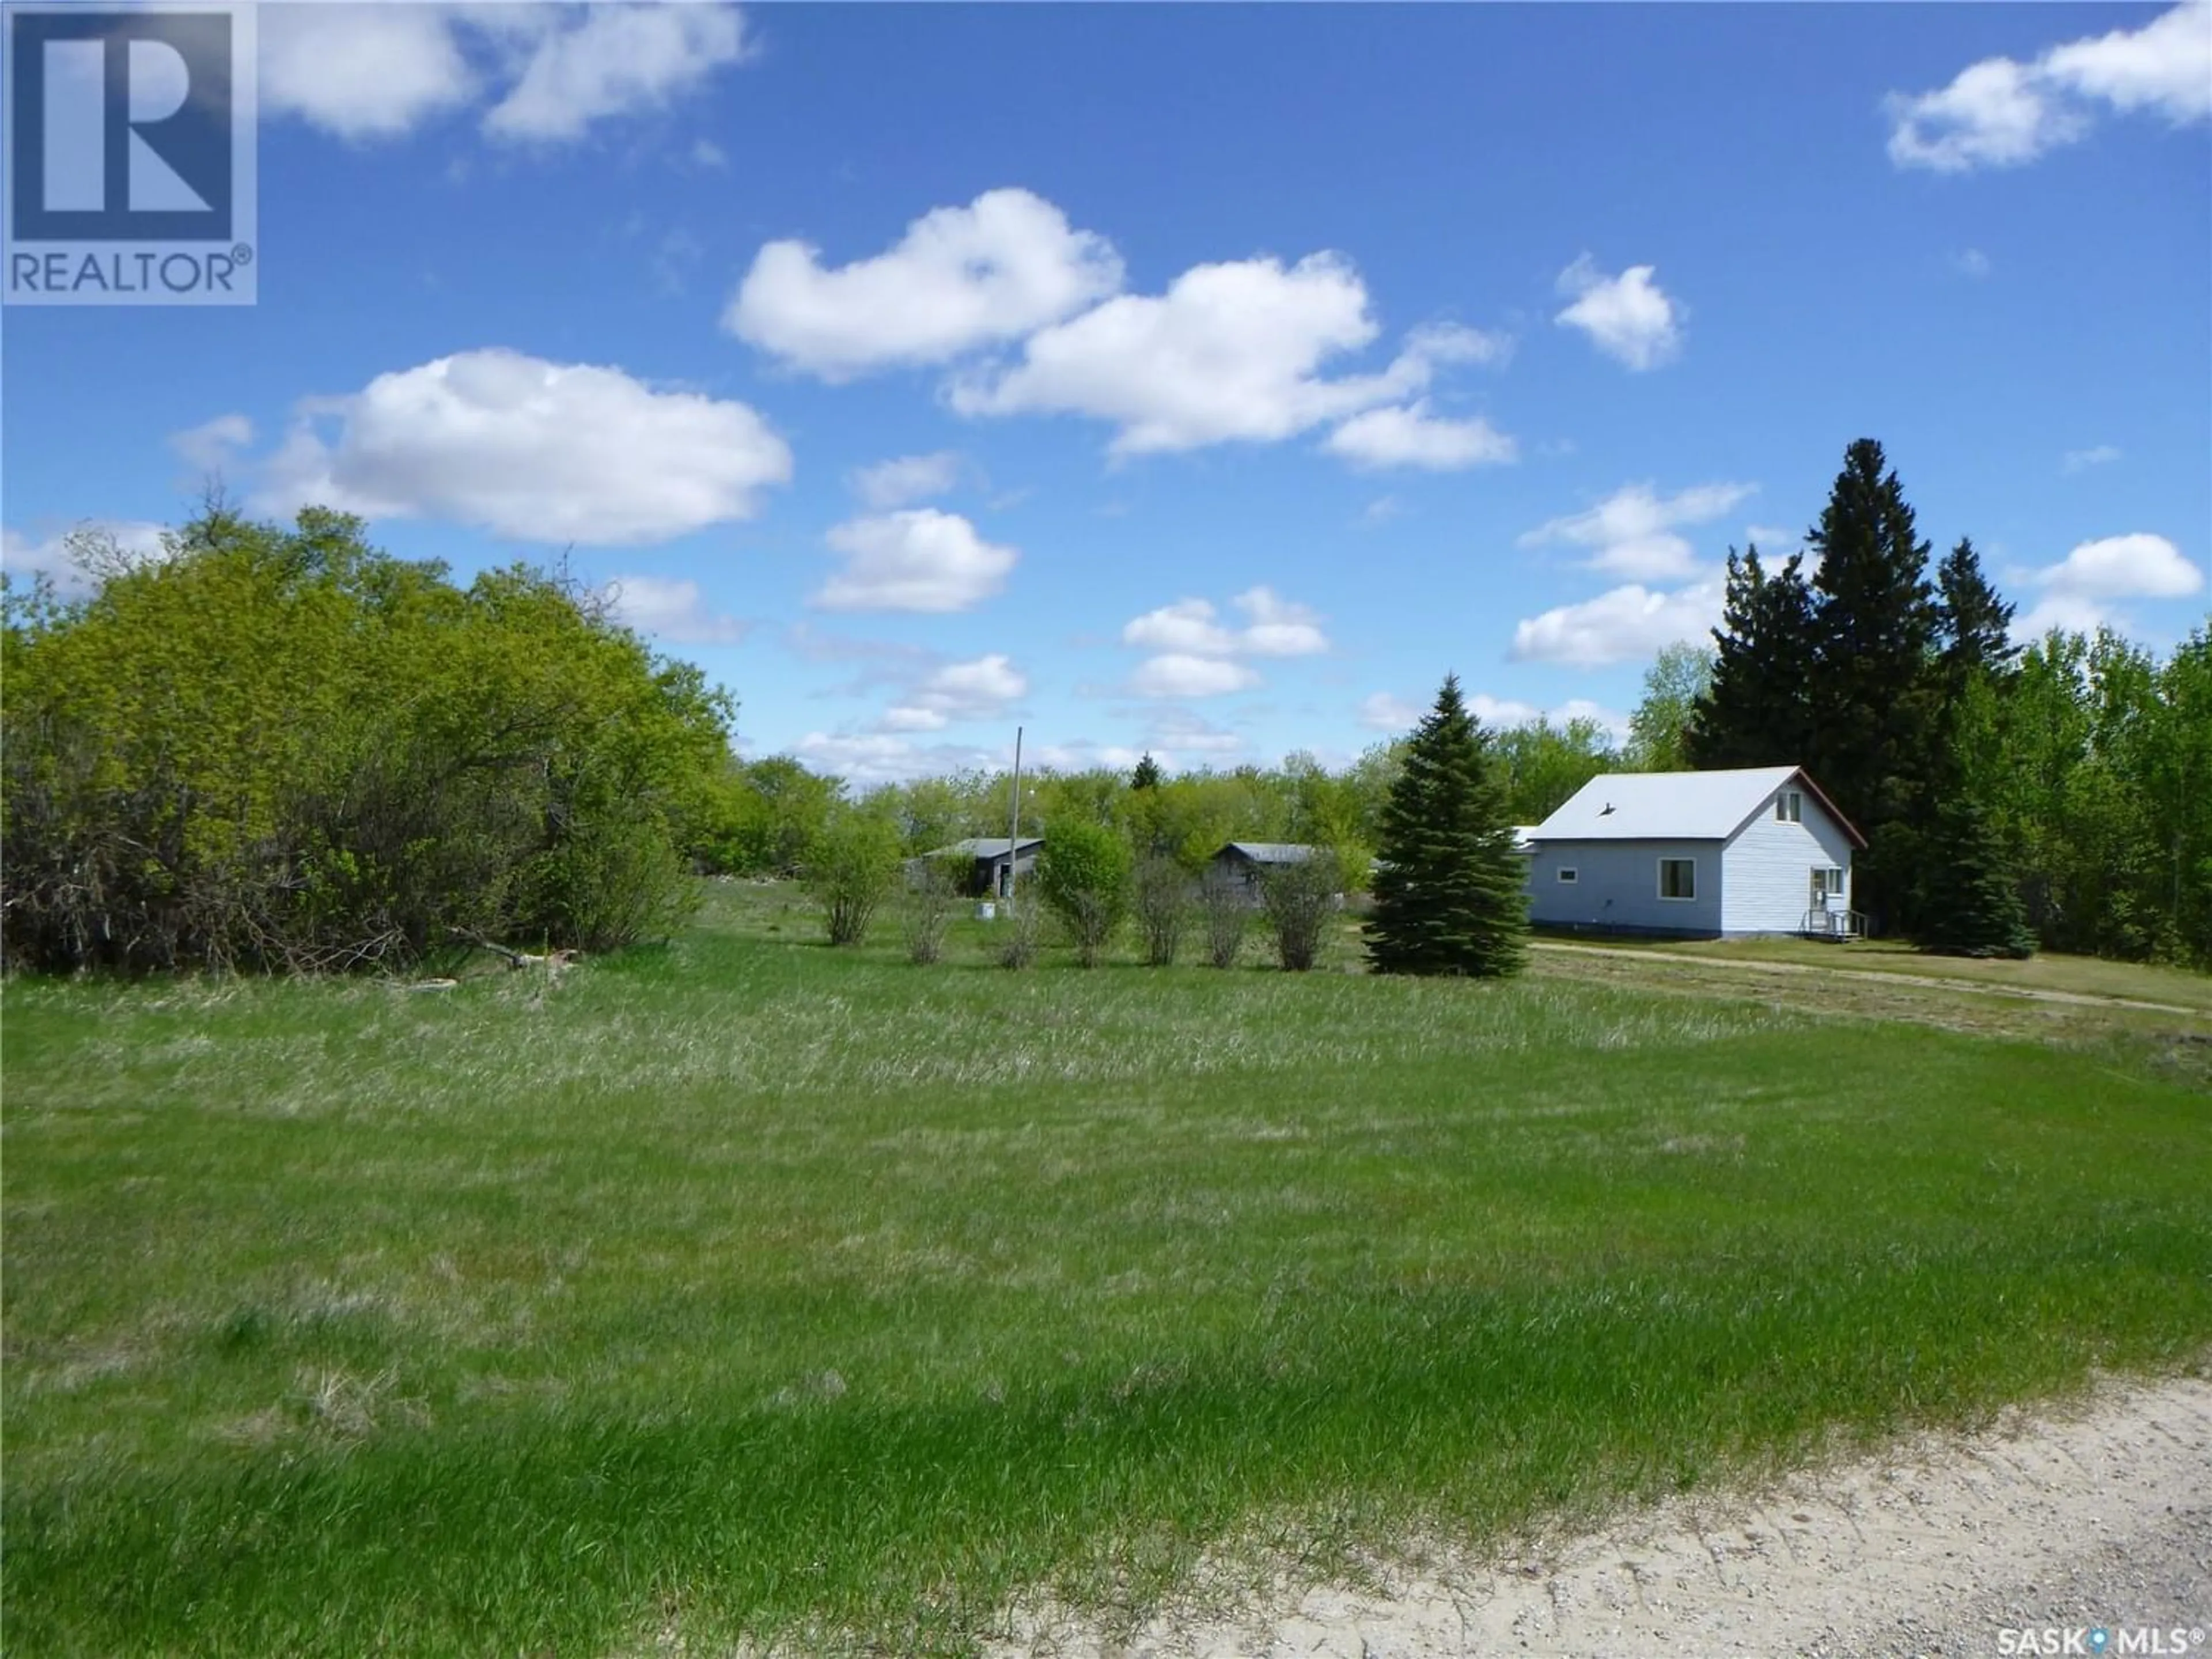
[923,836,1044,899]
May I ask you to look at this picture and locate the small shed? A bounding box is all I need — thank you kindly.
[1523,766,1866,939]
[1210,842,1320,901]
[924,836,1043,898]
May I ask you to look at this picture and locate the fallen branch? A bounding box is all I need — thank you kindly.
[444,927,579,974]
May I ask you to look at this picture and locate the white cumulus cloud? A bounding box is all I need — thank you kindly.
[1554,255,1684,372]
[601,574,747,645]
[726,188,1124,380]
[1232,586,1330,657]
[261,4,478,141]
[815,509,1017,613]
[255,349,791,545]
[950,253,1485,454]
[169,412,254,473]
[1120,587,1329,664]
[1323,401,1518,471]
[1520,481,1757,581]
[262,3,751,145]
[484,4,751,142]
[791,732,999,786]
[1510,574,1726,668]
[1129,654,1262,699]
[2,520,171,597]
[1357,691,1423,732]
[1123,597,1238,656]
[850,452,964,510]
[880,653,1028,732]
[1887,2,2211,172]
[2031,532,2204,600]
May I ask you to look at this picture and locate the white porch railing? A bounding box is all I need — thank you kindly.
[1800,907,1865,940]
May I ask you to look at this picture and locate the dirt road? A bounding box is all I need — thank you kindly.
[1531,941,2209,1020]
[993,1375,2212,1658]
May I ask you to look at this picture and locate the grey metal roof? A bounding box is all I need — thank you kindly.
[1216,842,1318,864]
[927,836,1044,858]
[1531,766,1807,843]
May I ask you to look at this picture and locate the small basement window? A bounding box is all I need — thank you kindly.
[1658,858,1696,900]
[1557,867,1578,884]
[1776,790,1803,823]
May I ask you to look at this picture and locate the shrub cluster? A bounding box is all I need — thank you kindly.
[2,509,732,973]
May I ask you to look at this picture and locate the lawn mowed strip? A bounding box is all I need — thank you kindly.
[6,891,2209,1655]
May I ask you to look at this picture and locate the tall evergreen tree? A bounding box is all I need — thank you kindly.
[1923,536,2023,925]
[1684,545,1816,769]
[1917,796,2035,959]
[1934,536,2017,690]
[1803,439,1944,930]
[1130,752,1164,791]
[1365,673,1528,978]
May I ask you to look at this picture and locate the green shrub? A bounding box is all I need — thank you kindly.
[1199,865,1250,969]
[1,509,733,973]
[901,857,960,965]
[1036,820,1132,967]
[1132,855,1189,966]
[803,813,903,947]
[1260,848,1344,972]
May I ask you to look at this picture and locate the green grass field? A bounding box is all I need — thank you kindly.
[5,884,2209,1656]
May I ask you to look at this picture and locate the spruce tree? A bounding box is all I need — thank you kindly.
[1130,752,1164,791]
[1917,796,2034,959]
[1803,439,1944,930]
[1934,537,2017,682]
[1365,673,1528,978]
[1685,545,1816,769]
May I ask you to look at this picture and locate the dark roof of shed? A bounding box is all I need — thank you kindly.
[1215,842,1319,865]
[926,836,1044,859]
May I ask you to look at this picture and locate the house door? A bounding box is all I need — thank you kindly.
[1809,868,1832,910]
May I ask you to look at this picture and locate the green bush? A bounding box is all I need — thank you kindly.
[1036,820,1132,967]
[1,508,734,972]
[803,812,903,947]
[900,857,960,965]
[1260,848,1344,972]
[1132,855,1189,966]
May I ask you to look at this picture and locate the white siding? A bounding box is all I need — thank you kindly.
[1719,791,1857,933]
[1527,838,1724,937]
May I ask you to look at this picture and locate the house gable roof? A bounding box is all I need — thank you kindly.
[1530,766,1867,849]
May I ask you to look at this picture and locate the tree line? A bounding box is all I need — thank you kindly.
[1678,437,2208,964]
[6,459,2203,975]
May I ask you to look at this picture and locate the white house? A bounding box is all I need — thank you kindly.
[1524,766,1866,939]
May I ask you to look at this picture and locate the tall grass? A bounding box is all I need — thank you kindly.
[5,883,2208,1656]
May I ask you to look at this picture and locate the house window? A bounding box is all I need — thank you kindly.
[1557,867,1578,884]
[1658,858,1696,901]
[1776,790,1803,823]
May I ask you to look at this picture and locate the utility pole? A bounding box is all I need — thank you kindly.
[1004,725,1024,910]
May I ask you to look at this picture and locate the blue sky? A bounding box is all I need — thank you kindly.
[5,1,2208,783]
